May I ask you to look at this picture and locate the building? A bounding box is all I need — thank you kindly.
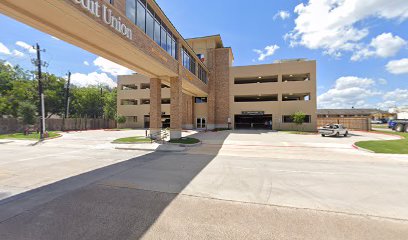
[317,109,394,120]
[118,35,317,131]
[0,0,316,137]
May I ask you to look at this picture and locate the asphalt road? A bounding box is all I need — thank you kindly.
[0,130,407,239]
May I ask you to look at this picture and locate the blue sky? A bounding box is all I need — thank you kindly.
[1,0,408,109]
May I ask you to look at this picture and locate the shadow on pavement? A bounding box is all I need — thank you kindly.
[0,131,228,240]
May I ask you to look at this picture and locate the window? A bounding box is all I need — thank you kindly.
[121,84,138,90]
[282,115,311,123]
[136,0,146,32]
[195,97,207,103]
[154,18,161,45]
[161,84,170,88]
[110,0,114,4]
[126,116,137,123]
[121,99,138,105]
[125,0,178,59]
[182,47,196,74]
[125,0,136,24]
[161,26,167,50]
[197,64,208,83]
[140,83,150,89]
[146,9,154,39]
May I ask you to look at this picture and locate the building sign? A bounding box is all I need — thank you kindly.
[242,111,264,115]
[73,0,133,40]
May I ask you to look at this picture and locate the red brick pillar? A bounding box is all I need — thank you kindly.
[170,76,182,139]
[150,78,161,137]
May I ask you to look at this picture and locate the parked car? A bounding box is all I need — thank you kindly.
[371,120,383,124]
[318,124,348,137]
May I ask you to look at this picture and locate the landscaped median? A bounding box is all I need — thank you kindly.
[0,131,61,140]
[112,136,152,144]
[355,131,408,154]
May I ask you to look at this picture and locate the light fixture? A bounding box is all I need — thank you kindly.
[258,76,262,79]
[289,93,293,95]
[289,74,293,77]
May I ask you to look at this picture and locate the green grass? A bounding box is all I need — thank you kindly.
[0,131,61,140]
[281,131,316,135]
[112,136,152,144]
[169,137,200,144]
[355,130,408,154]
[372,124,388,129]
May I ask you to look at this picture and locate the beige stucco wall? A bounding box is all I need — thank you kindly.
[230,61,317,131]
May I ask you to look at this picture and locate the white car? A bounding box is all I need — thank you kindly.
[318,124,349,137]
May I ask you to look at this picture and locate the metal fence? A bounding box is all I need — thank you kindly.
[0,118,117,134]
[317,117,371,131]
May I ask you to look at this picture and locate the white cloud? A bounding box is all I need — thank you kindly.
[288,0,408,57]
[253,45,280,61]
[351,33,406,61]
[12,50,25,58]
[93,57,133,76]
[83,61,90,66]
[15,41,36,54]
[383,89,408,104]
[70,72,117,88]
[378,78,388,85]
[386,58,408,74]
[274,11,290,20]
[318,76,381,108]
[0,42,11,55]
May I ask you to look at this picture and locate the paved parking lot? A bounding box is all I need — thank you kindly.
[0,129,407,239]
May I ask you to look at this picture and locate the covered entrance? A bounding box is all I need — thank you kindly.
[234,112,272,129]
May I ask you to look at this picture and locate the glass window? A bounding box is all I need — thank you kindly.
[166,34,172,54]
[195,97,207,103]
[126,0,136,24]
[161,26,167,50]
[146,11,154,39]
[154,19,161,45]
[171,38,176,58]
[136,1,146,32]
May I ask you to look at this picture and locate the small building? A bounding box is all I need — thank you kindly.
[317,109,394,120]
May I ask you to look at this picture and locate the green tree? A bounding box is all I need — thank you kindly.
[41,73,66,118]
[291,111,306,131]
[70,87,104,118]
[18,101,37,125]
[103,88,117,120]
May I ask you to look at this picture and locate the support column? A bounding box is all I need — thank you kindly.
[170,76,182,139]
[149,78,161,137]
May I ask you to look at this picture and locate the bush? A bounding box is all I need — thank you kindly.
[116,115,126,124]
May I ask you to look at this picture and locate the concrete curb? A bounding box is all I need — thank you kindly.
[352,144,375,153]
[114,146,186,152]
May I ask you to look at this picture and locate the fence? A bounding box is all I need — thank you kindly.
[0,118,117,134]
[317,117,371,131]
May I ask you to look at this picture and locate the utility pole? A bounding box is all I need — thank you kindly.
[65,71,71,118]
[32,43,48,140]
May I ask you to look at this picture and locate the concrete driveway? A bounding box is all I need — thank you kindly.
[0,130,407,239]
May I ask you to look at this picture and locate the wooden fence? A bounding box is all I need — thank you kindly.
[317,117,371,131]
[0,118,117,134]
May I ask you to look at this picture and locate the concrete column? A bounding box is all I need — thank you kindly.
[170,76,182,139]
[149,78,161,137]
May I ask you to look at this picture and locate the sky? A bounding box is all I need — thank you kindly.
[0,0,408,110]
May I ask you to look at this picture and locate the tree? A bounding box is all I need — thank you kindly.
[291,111,306,131]
[18,101,37,125]
[103,89,117,120]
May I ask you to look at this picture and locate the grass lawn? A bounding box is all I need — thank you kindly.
[372,124,388,129]
[281,131,316,135]
[169,137,200,144]
[0,131,61,140]
[355,130,408,154]
[112,136,152,144]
